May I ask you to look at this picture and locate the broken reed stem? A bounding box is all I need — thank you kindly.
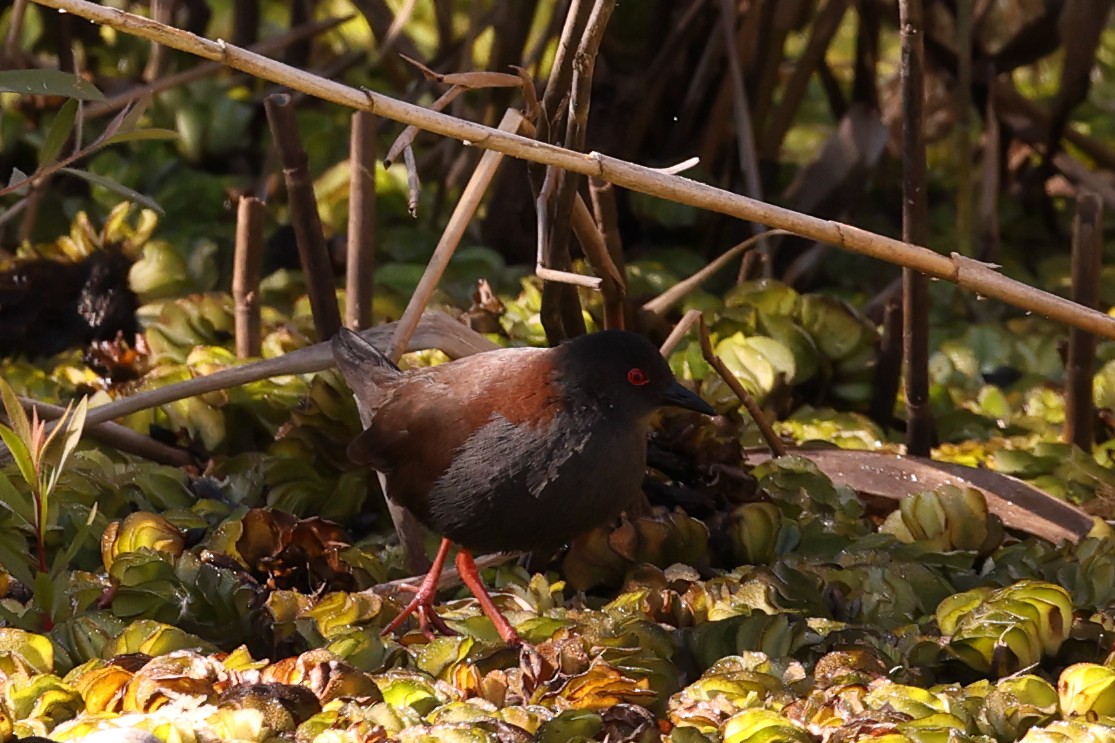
[538,4,617,317]
[402,144,420,216]
[263,93,342,340]
[384,86,463,167]
[233,196,265,358]
[346,110,377,330]
[643,230,789,317]
[589,177,626,330]
[899,0,934,456]
[385,108,524,363]
[570,197,618,291]
[1064,192,1103,450]
[518,117,606,291]
[17,397,194,467]
[26,0,1115,343]
[660,309,703,357]
[698,316,786,457]
[141,0,172,83]
[3,0,28,62]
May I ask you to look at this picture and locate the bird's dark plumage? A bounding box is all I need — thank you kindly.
[331,327,714,643]
[334,329,711,553]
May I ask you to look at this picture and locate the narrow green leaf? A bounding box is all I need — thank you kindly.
[0,379,32,446]
[32,570,54,624]
[0,70,106,101]
[58,167,164,215]
[39,98,79,167]
[40,400,73,461]
[0,530,33,589]
[0,428,36,492]
[100,128,179,147]
[56,396,88,474]
[100,97,151,143]
[50,503,98,578]
[118,96,152,132]
[0,472,35,530]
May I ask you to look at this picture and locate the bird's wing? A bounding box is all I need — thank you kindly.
[346,347,558,506]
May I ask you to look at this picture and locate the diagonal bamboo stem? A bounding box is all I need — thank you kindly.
[24,0,1115,342]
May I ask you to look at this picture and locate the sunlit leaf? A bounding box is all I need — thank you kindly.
[0,69,105,101]
[58,167,164,215]
[0,379,32,447]
[0,427,37,494]
[100,127,180,147]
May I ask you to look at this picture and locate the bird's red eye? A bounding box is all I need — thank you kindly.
[627,368,650,386]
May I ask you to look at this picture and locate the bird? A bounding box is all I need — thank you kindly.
[332,327,715,646]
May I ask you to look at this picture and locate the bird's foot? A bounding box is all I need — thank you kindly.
[382,538,456,640]
[456,548,523,647]
[384,586,457,640]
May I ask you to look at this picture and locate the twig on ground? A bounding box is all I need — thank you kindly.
[698,316,786,456]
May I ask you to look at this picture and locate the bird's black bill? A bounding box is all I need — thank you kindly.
[662,381,715,415]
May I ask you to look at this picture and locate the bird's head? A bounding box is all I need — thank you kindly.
[553,330,714,419]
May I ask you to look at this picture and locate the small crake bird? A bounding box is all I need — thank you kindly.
[332,328,714,645]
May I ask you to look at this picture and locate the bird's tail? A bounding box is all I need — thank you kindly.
[332,328,403,418]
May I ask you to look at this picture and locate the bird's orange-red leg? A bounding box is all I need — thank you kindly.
[455,548,522,646]
[382,537,455,639]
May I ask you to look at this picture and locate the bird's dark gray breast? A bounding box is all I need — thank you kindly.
[422,410,647,553]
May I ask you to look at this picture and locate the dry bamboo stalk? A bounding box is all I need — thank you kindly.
[660,309,703,357]
[17,397,194,467]
[346,110,377,330]
[233,196,265,358]
[264,93,342,340]
[869,300,903,430]
[24,0,1115,342]
[1064,193,1103,449]
[384,108,524,363]
[643,230,789,317]
[899,0,934,456]
[86,15,350,118]
[589,178,626,330]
